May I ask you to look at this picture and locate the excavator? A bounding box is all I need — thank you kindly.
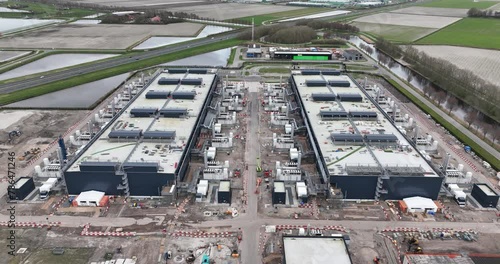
[8,130,22,143]
[408,236,423,254]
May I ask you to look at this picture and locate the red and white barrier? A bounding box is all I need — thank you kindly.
[80,223,135,237]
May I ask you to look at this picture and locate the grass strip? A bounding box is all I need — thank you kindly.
[385,77,499,171]
[258,67,290,74]
[227,47,237,66]
[0,39,243,106]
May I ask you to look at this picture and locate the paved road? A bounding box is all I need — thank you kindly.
[0,31,241,95]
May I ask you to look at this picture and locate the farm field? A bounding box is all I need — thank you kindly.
[354,22,436,42]
[353,13,461,29]
[71,0,211,8]
[413,45,500,86]
[0,23,204,50]
[418,0,498,9]
[389,6,468,17]
[169,3,304,20]
[238,8,333,25]
[416,18,500,49]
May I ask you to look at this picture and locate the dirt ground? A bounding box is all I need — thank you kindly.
[0,23,204,50]
[353,13,461,29]
[0,110,87,177]
[168,3,303,20]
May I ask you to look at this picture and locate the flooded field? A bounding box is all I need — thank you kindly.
[133,25,231,50]
[0,53,118,81]
[70,20,101,24]
[163,48,231,67]
[0,50,30,63]
[0,18,62,33]
[5,73,129,109]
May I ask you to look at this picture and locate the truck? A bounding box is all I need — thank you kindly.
[447,184,466,207]
[39,178,58,200]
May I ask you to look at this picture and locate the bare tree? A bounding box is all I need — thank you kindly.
[464,109,479,128]
[490,124,500,145]
[446,96,459,114]
[436,91,447,106]
[479,121,490,139]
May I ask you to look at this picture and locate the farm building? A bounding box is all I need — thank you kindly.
[246,44,262,58]
[342,49,363,61]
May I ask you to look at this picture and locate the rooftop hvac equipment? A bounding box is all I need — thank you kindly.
[143,130,176,139]
[305,80,327,87]
[130,108,158,117]
[180,78,202,85]
[364,134,398,143]
[79,161,119,172]
[159,108,188,118]
[320,110,348,119]
[312,93,337,101]
[122,162,159,172]
[349,111,377,119]
[171,91,196,100]
[274,181,285,193]
[108,130,142,139]
[296,182,308,197]
[301,70,321,75]
[145,90,170,99]
[188,68,208,74]
[219,181,230,192]
[321,70,340,76]
[167,68,188,74]
[331,133,364,143]
[337,93,363,102]
[158,78,180,85]
[328,80,350,87]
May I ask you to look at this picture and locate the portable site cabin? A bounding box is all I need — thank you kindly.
[72,190,109,207]
[399,196,440,213]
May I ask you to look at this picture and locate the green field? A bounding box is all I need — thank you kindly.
[353,22,436,43]
[236,7,329,25]
[0,39,243,106]
[416,18,500,49]
[418,0,497,9]
[0,0,96,18]
[258,67,290,74]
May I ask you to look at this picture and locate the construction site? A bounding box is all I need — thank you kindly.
[0,65,499,264]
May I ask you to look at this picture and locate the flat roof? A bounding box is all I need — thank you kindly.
[219,181,230,192]
[67,70,216,174]
[283,236,351,264]
[14,177,30,189]
[477,184,497,196]
[274,181,285,193]
[291,73,438,178]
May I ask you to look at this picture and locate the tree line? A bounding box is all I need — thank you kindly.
[100,10,196,25]
[375,38,500,124]
[296,20,360,33]
[467,8,500,18]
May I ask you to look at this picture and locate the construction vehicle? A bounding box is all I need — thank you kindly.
[373,256,381,263]
[8,130,22,142]
[39,178,58,200]
[231,249,239,258]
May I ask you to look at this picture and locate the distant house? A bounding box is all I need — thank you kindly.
[343,49,363,61]
[150,15,161,23]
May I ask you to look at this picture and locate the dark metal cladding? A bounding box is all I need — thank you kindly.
[328,80,351,87]
[158,78,180,85]
[9,177,35,200]
[143,130,176,139]
[365,134,398,142]
[130,108,158,117]
[321,70,341,76]
[79,161,119,172]
[337,93,363,102]
[305,80,327,87]
[123,162,159,172]
[167,68,188,73]
[108,130,143,139]
[301,70,321,75]
[188,68,208,74]
[330,133,364,142]
[320,110,348,119]
[272,181,286,205]
[312,93,337,101]
[159,108,188,118]
[145,90,170,99]
[349,111,377,118]
[180,78,203,85]
[171,91,196,100]
[471,184,499,208]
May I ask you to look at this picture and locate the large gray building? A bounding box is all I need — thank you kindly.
[289,70,444,200]
[64,69,218,197]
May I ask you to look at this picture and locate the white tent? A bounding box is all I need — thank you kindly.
[403,196,437,213]
[75,190,105,207]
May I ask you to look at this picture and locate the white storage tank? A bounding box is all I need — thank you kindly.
[43,158,50,166]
